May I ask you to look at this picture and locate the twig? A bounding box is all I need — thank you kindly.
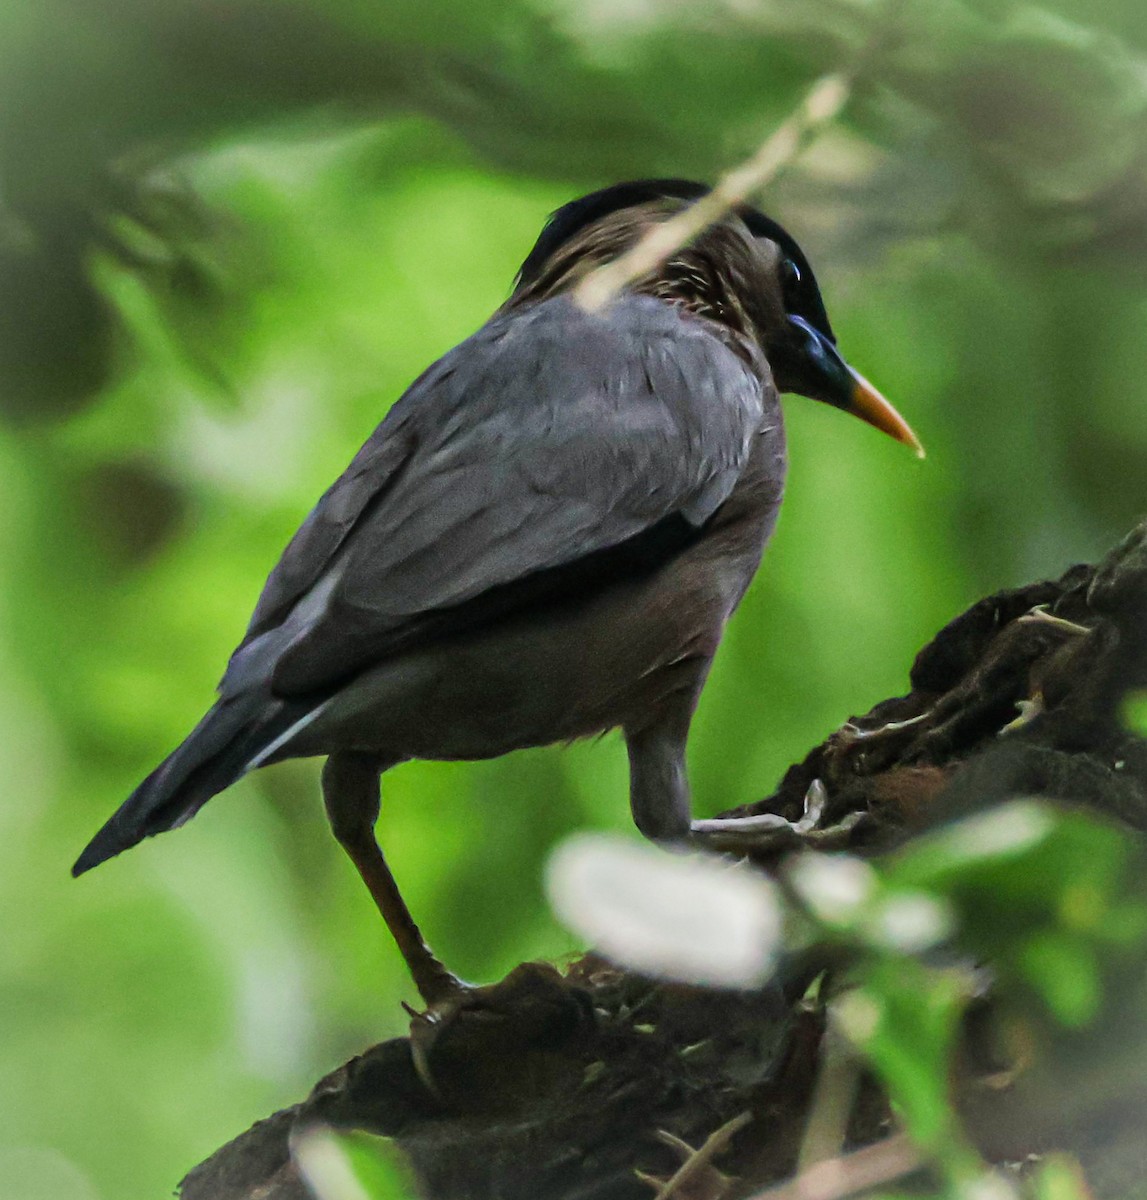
[744,1133,923,1200]
[796,1020,861,1173]
[573,73,852,313]
[637,1111,753,1200]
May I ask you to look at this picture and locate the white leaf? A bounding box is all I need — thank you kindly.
[787,852,876,926]
[546,833,782,988]
[868,892,953,953]
[292,1126,373,1200]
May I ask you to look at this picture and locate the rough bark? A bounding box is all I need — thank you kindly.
[180,520,1147,1200]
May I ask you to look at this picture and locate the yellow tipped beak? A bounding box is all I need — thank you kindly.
[846,368,925,458]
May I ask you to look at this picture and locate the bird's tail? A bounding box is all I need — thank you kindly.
[72,694,317,877]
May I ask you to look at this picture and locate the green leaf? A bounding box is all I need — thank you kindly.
[1028,1154,1091,1200]
[887,805,1131,941]
[834,960,970,1156]
[1121,689,1147,736]
[1017,933,1101,1027]
[340,1133,417,1200]
[293,1127,414,1200]
[881,803,1147,1025]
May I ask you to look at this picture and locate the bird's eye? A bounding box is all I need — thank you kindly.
[780,259,802,292]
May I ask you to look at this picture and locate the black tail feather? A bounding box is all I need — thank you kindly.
[72,696,313,876]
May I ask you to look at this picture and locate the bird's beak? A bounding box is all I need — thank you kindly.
[788,317,924,458]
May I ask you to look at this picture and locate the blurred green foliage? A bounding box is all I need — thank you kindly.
[804,802,1147,1198]
[3,0,1147,1197]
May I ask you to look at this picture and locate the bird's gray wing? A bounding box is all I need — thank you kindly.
[228,293,768,698]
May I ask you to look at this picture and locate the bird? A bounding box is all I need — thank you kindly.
[74,179,922,1007]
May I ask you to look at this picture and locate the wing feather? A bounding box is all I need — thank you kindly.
[228,294,769,697]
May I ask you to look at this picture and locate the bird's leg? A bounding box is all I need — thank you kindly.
[322,752,466,1008]
[626,706,863,853]
[625,705,694,843]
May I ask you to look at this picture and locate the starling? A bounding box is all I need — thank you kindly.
[74,180,921,1004]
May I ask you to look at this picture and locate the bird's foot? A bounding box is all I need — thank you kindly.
[400,966,476,1099]
[403,962,595,1111]
[407,957,472,1012]
[690,780,867,854]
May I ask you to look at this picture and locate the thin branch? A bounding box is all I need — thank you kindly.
[796,1021,861,1174]
[744,1133,923,1200]
[639,1111,753,1200]
[573,72,852,313]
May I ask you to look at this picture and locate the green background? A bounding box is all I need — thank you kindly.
[2,1,1146,1195]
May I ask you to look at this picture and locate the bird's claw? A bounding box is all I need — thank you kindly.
[690,779,867,853]
[405,996,461,1100]
[797,776,828,831]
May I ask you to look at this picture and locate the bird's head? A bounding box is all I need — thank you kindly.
[511,179,922,457]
